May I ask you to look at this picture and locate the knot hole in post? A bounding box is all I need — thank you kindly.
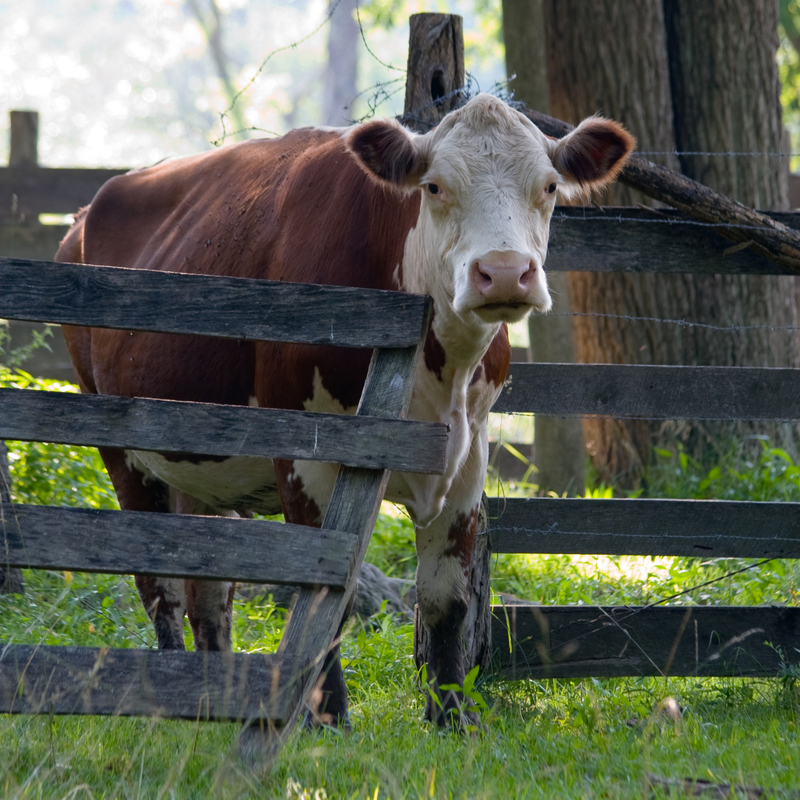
[430,68,447,104]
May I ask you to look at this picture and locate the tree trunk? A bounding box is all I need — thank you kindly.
[662,0,798,456]
[502,0,586,496]
[543,0,798,486]
[323,0,359,126]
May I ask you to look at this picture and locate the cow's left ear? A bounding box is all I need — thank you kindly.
[550,117,635,197]
[346,119,426,190]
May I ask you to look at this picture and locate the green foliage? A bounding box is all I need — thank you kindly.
[779,0,800,171]
[641,440,800,502]
[1,368,118,510]
[0,322,53,370]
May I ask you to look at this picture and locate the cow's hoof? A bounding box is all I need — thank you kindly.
[302,706,352,733]
[235,720,284,772]
[424,695,482,733]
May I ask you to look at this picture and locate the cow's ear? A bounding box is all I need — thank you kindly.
[551,117,635,197]
[346,119,425,190]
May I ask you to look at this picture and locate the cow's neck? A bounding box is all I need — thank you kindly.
[400,228,501,419]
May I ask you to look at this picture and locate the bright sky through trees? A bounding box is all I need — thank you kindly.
[1,0,504,168]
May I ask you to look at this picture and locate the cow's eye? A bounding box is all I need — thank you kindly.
[428,183,440,195]
[546,182,557,194]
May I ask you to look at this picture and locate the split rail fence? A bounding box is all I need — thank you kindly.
[0,256,446,752]
[4,73,800,703]
[488,206,800,680]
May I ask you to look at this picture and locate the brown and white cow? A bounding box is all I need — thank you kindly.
[56,94,633,727]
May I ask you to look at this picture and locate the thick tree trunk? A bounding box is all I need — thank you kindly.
[502,0,586,496]
[543,0,798,485]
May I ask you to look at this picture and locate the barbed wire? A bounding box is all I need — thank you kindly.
[639,150,798,158]
[551,211,798,232]
[547,311,800,335]
[494,410,800,422]
[354,0,405,75]
[212,0,347,146]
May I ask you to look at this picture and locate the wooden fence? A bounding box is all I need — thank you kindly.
[3,13,800,702]
[488,207,800,680]
[0,255,447,767]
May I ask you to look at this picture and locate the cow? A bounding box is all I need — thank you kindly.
[56,94,634,729]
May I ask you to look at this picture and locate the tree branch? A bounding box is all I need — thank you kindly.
[520,105,800,274]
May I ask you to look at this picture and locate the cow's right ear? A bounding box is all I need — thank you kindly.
[346,119,425,190]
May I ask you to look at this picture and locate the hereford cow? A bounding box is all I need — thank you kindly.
[57,95,633,728]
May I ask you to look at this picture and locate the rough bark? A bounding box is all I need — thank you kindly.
[502,0,586,496]
[543,0,798,485]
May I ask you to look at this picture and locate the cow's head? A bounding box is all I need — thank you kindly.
[347,94,634,325]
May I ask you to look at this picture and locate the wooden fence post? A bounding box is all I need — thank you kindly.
[0,440,24,594]
[405,12,493,683]
[402,13,465,132]
[9,110,39,168]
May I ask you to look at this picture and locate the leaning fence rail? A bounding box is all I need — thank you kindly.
[0,256,445,750]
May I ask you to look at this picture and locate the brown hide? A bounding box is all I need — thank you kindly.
[60,126,511,416]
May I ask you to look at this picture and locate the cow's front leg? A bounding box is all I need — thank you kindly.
[414,435,486,728]
[274,458,351,729]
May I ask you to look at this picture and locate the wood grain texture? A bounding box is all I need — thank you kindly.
[0,167,128,217]
[546,207,800,276]
[493,363,800,420]
[0,389,448,474]
[0,645,290,720]
[1,501,358,587]
[491,605,800,678]
[486,497,800,558]
[402,13,465,132]
[0,258,432,349]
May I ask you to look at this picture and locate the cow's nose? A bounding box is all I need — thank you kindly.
[471,256,537,302]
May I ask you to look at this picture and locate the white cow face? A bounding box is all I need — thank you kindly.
[348,94,634,326]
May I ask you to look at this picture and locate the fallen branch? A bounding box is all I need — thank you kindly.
[520,106,800,274]
[645,772,800,799]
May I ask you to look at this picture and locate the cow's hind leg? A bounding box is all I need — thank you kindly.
[169,491,238,651]
[135,575,188,650]
[96,448,188,650]
[185,578,235,651]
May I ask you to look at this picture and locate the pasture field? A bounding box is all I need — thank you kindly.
[2,369,800,798]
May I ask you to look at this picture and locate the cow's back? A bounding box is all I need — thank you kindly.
[58,128,421,409]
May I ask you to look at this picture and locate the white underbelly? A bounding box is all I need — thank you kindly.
[127,450,281,514]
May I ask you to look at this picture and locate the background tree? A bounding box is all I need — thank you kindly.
[501,0,585,496]
[542,0,798,485]
[323,0,360,126]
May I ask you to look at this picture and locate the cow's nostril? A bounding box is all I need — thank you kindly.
[473,262,493,289]
[519,263,536,287]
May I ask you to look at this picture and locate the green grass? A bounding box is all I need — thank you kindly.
[2,365,800,797]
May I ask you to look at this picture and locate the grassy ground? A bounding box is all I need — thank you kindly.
[2,367,800,797]
[2,519,799,799]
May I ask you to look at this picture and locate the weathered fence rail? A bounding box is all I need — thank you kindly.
[0,256,445,764]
